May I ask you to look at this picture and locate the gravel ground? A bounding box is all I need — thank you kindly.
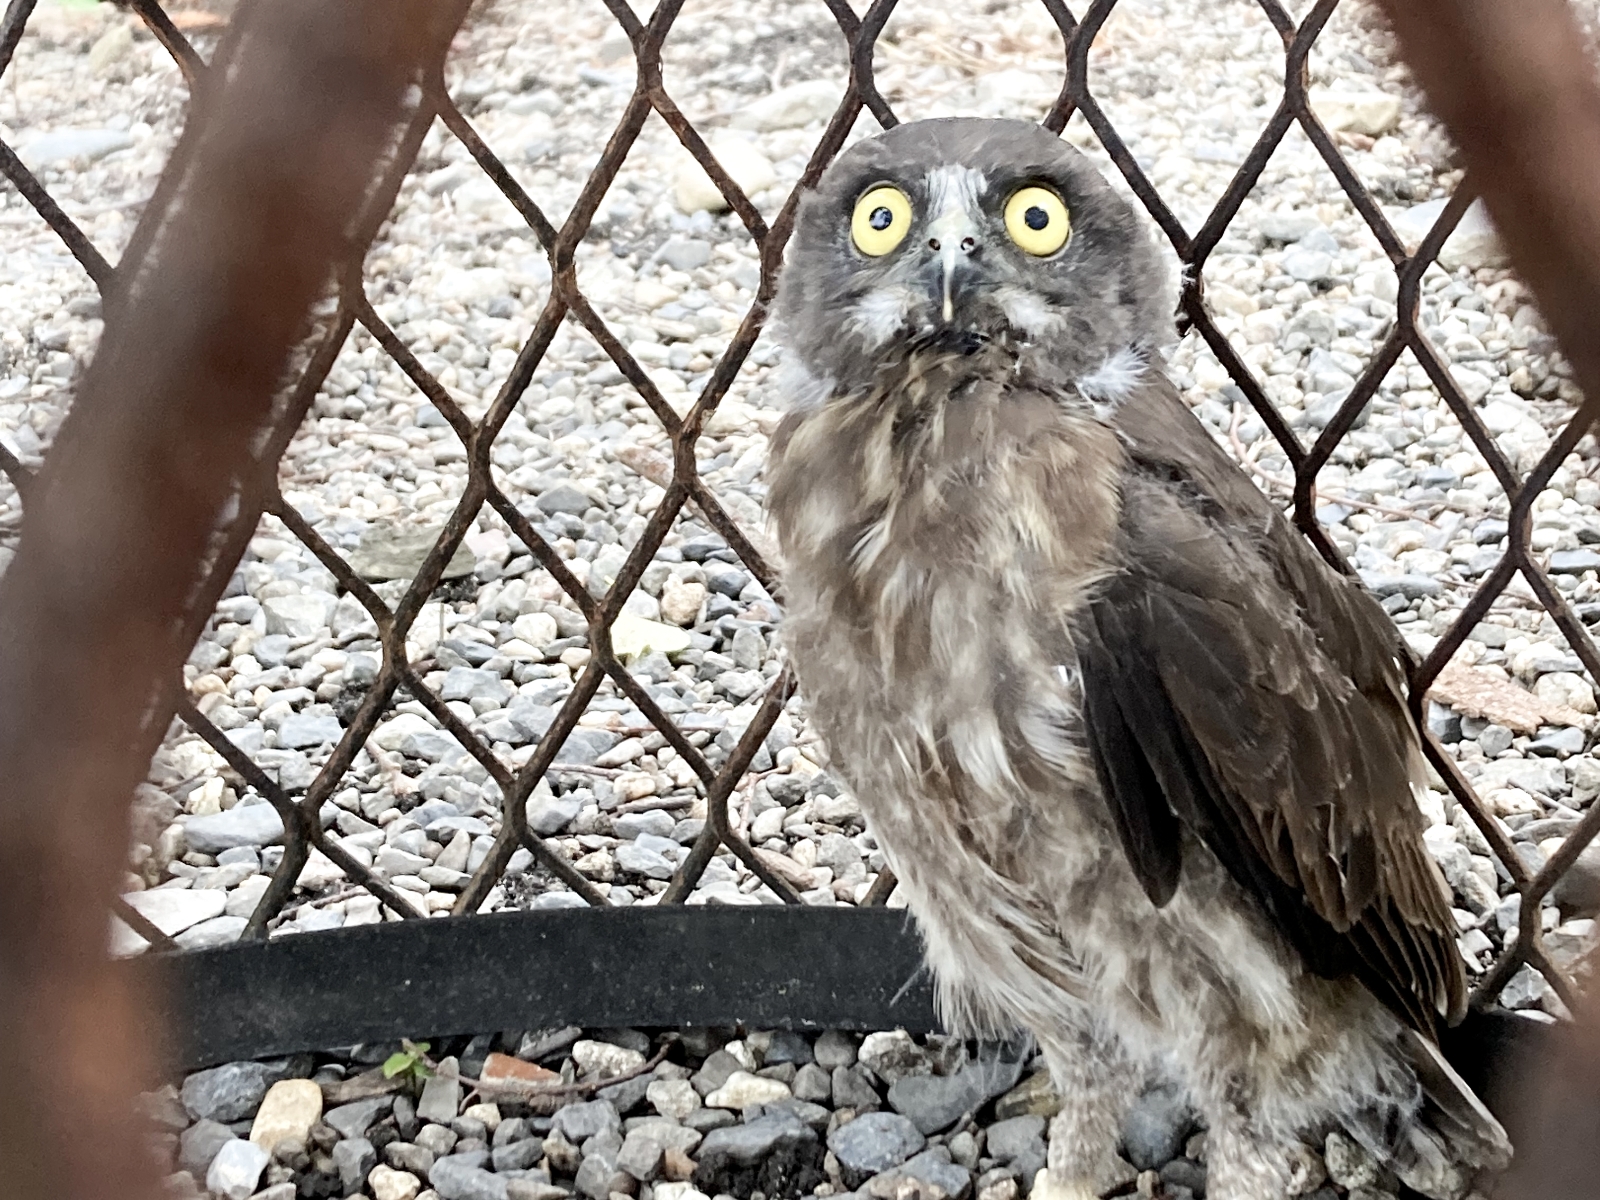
[143,1026,1218,1200]
[6,0,1600,1194]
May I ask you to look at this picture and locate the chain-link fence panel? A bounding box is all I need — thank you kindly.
[2,0,1597,1021]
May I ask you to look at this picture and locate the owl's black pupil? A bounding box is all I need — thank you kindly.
[1024,205,1050,231]
[869,206,894,231]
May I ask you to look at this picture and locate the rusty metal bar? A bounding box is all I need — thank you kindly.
[1367,0,1600,1014]
[0,3,471,1198]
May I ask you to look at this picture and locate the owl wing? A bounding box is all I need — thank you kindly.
[1076,373,1466,1036]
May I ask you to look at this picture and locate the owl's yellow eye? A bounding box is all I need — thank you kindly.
[1004,186,1071,256]
[851,186,913,256]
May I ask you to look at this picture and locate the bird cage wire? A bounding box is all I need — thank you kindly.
[1,0,1597,1022]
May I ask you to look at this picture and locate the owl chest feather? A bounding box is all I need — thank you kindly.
[768,356,1315,1047]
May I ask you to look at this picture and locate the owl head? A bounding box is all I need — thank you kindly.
[772,118,1172,398]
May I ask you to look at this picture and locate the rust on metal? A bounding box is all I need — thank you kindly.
[0,3,473,1199]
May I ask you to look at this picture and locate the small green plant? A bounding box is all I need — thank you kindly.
[382,1040,434,1084]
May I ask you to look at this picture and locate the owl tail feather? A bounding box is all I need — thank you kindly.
[1436,1005,1563,1159]
[1393,1025,1512,1197]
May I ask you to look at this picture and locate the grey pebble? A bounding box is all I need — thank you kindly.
[412,1126,457,1158]
[493,1118,530,1149]
[526,791,584,836]
[332,1137,377,1194]
[615,1127,666,1180]
[18,127,133,167]
[872,1147,973,1200]
[682,1107,738,1133]
[858,1031,932,1086]
[888,1058,1016,1136]
[551,1099,621,1143]
[814,1030,858,1069]
[492,1138,545,1172]
[535,483,594,517]
[181,1060,291,1123]
[276,712,344,749]
[832,1064,881,1111]
[178,1120,236,1177]
[1550,548,1600,573]
[827,1111,926,1180]
[653,234,712,271]
[324,1096,393,1140]
[696,1111,817,1170]
[983,1115,1045,1164]
[182,805,287,854]
[205,1138,269,1200]
[573,1136,630,1199]
[428,1154,509,1200]
[555,729,621,767]
[613,809,676,840]
[1281,247,1334,283]
[1119,1080,1194,1171]
[1530,726,1585,756]
[417,1067,463,1125]
[793,1062,831,1103]
[1477,724,1513,757]
[385,1142,435,1177]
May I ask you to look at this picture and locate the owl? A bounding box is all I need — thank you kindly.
[764,118,1514,1200]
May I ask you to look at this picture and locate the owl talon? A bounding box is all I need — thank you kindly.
[1029,1169,1101,1200]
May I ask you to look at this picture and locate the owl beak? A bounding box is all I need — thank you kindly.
[925,206,979,324]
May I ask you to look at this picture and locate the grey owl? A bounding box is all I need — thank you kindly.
[764,118,1514,1200]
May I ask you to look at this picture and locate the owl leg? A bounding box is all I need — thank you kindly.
[1192,1086,1292,1200]
[1033,1020,1142,1200]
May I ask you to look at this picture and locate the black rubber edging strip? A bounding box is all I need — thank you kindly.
[128,906,940,1070]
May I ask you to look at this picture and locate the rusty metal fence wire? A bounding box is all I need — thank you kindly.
[2,0,1597,1024]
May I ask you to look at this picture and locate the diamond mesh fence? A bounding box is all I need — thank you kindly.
[1,0,1597,1022]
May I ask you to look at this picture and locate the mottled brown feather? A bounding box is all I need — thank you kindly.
[1083,372,1467,1034]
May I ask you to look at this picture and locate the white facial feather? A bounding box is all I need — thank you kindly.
[845,286,915,350]
[995,285,1064,339]
[1076,346,1147,416]
[925,164,988,221]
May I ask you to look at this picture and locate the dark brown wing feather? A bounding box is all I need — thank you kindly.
[1079,373,1466,1036]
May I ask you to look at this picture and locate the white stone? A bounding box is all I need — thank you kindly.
[250,1079,323,1153]
[225,874,272,919]
[1478,399,1530,435]
[206,1137,269,1200]
[974,68,1056,112]
[511,612,558,647]
[121,887,226,935]
[704,1070,792,1110]
[175,915,248,950]
[183,803,285,853]
[17,127,133,168]
[658,578,706,627]
[572,1038,647,1079]
[89,23,133,75]
[730,79,841,131]
[1452,367,1495,404]
[371,713,436,752]
[1392,198,1507,271]
[262,594,336,638]
[674,138,776,214]
[1311,88,1403,136]
[369,1165,422,1200]
[611,613,691,658]
[646,1078,702,1121]
[432,266,509,305]
[1536,671,1596,714]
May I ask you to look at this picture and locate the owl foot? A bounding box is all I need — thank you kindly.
[1029,1169,1102,1200]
